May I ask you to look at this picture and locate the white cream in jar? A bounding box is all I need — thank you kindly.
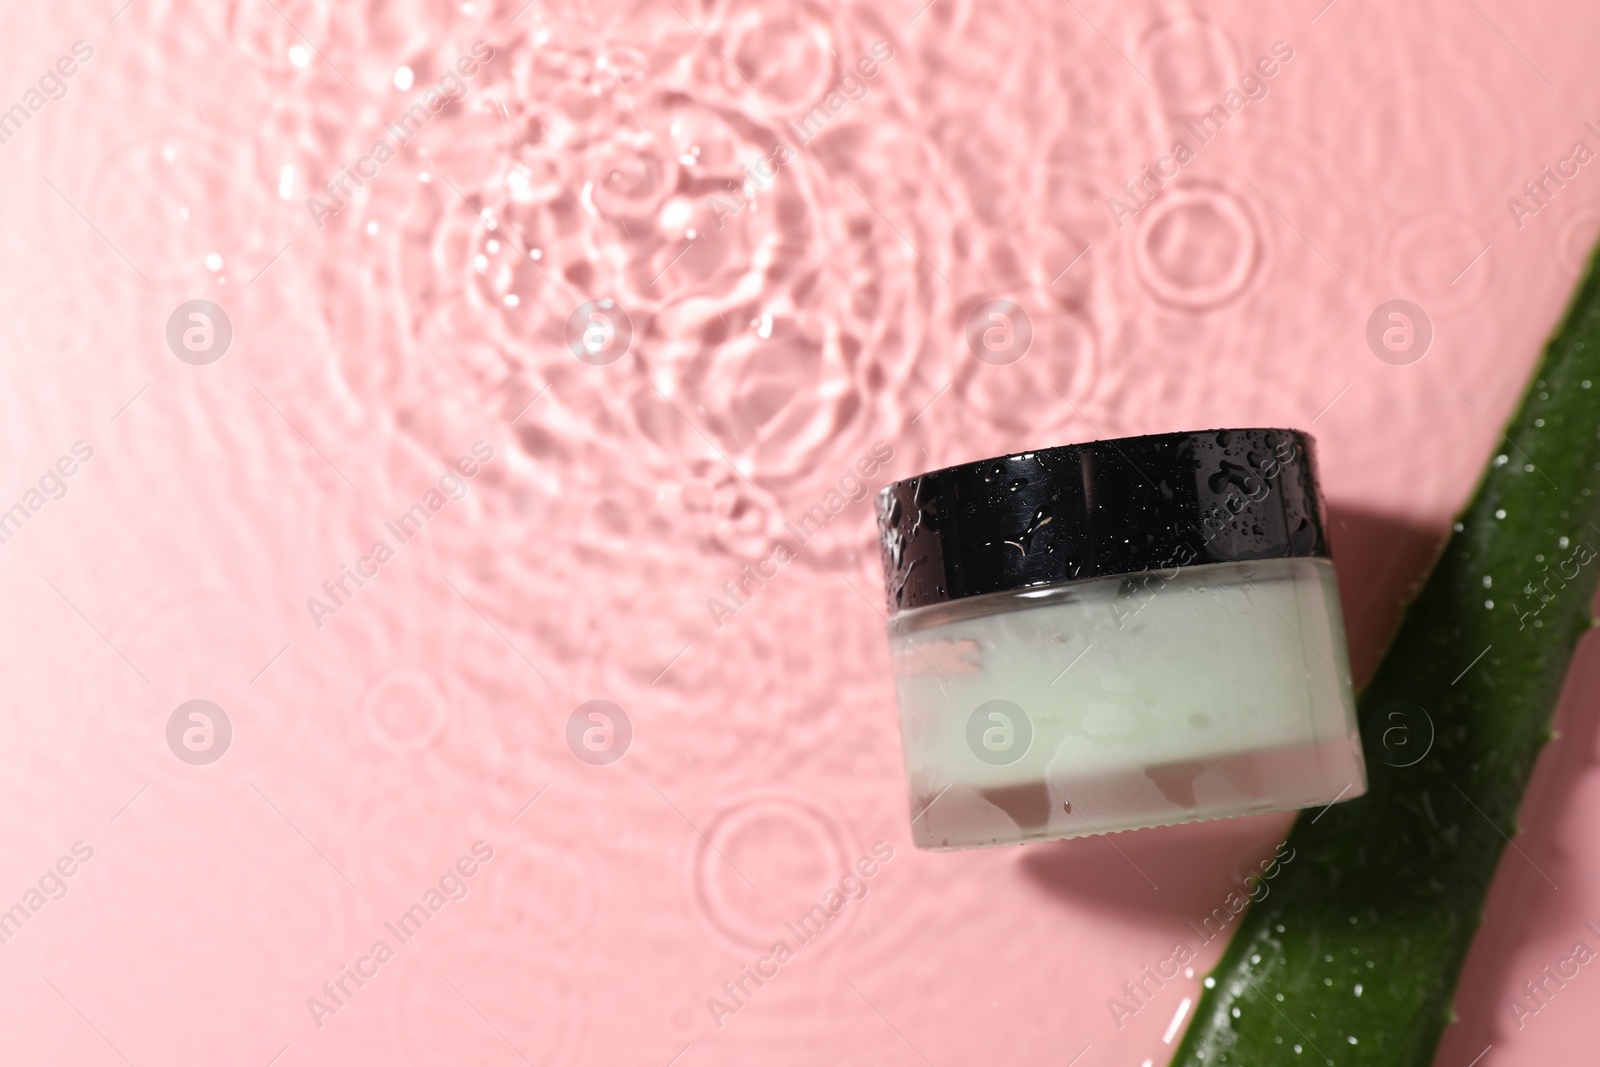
[875,429,1366,850]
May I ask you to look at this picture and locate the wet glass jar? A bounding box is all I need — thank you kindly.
[875,429,1366,851]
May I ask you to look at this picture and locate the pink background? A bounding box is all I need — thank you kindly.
[2,0,1598,1064]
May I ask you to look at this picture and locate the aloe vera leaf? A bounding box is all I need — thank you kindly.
[1170,271,1600,1065]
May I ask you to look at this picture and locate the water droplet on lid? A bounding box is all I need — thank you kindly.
[288,45,310,67]
[394,65,415,90]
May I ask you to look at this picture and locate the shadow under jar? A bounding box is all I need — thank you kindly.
[875,429,1367,851]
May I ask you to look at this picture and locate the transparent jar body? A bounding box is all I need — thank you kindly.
[886,558,1366,850]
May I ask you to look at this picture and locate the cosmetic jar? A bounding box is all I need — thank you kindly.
[874,429,1366,850]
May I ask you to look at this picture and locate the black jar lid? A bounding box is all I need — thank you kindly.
[875,428,1330,613]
